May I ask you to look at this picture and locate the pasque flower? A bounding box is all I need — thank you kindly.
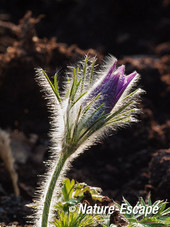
[31,55,144,227]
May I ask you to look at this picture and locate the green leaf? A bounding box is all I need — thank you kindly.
[69,68,77,101]
[161,207,170,216]
[54,73,61,102]
[71,91,87,108]
[123,88,141,101]
[72,105,83,140]
[155,202,168,217]
[90,58,96,85]
[79,112,110,143]
[82,93,101,115]
[81,56,87,93]
[105,100,133,123]
[78,106,107,142]
[106,115,131,126]
[42,69,61,103]
[148,195,152,207]
[140,197,146,207]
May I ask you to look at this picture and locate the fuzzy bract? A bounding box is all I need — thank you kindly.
[57,56,144,153]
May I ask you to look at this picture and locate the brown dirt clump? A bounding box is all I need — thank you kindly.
[149,149,170,200]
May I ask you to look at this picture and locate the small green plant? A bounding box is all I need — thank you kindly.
[55,178,103,212]
[115,196,170,227]
[53,179,170,227]
[53,178,107,227]
[53,209,102,227]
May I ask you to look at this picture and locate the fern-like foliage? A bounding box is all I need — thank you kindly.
[115,197,170,227]
[53,179,170,227]
[53,178,107,227]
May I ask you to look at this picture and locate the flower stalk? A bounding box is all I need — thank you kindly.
[32,55,144,227]
[41,152,68,227]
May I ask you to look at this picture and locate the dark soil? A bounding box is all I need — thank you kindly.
[0,0,169,226]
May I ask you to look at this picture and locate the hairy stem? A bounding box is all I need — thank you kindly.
[41,152,68,227]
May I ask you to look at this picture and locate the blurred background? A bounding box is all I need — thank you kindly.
[0,0,169,225]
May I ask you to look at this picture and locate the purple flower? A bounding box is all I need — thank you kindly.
[85,60,137,115]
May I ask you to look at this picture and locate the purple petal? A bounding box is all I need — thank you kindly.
[105,58,118,78]
[87,59,118,98]
[115,71,137,103]
[113,65,125,93]
[126,71,137,84]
